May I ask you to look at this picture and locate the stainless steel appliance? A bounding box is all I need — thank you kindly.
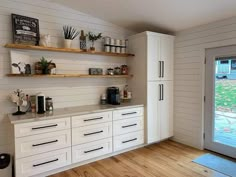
[107,87,120,105]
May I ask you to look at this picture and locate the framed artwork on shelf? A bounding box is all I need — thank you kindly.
[12,14,40,45]
[10,50,31,74]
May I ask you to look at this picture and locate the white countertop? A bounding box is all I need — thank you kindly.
[8,103,144,124]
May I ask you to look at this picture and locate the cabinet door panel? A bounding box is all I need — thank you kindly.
[160,81,173,140]
[147,82,161,143]
[160,36,174,80]
[147,35,161,81]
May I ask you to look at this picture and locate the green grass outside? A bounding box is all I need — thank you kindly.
[215,80,236,112]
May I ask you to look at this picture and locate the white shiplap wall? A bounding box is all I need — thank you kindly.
[0,0,133,157]
[173,16,236,149]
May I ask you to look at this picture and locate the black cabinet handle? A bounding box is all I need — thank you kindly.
[159,84,162,101]
[84,117,103,122]
[122,112,137,116]
[32,124,58,130]
[162,84,164,100]
[32,140,58,147]
[159,61,162,78]
[162,61,164,78]
[122,138,137,144]
[84,147,103,153]
[84,130,103,136]
[33,158,58,167]
[122,124,137,128]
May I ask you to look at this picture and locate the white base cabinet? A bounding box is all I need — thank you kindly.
[12,106,144,177]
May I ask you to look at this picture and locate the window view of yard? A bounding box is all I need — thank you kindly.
[214,79,236,147]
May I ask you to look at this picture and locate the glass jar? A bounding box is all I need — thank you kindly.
[107,68,114,75]
[46,97,53,111]
[121,65,128,75]
[114,67,121,75]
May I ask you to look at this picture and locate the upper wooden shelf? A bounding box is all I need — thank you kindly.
[4,44,135,57]
[7,74,132,78]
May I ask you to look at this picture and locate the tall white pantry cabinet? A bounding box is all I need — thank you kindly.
[128,31,174,144]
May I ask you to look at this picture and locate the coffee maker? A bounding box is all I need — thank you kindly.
[107,87,120,105]
[36,93,46,114]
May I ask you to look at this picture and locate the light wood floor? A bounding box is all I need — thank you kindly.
[49,140,230,177]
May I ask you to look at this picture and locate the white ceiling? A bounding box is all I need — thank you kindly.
[51,0,236,34]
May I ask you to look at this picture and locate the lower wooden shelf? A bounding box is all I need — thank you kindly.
[6,74,132,78]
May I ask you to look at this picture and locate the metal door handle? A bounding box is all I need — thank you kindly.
[159,61,162,78]
[161,84,164,100]
[122,124,137,128]
[33,158,58,167]
[84,117,103,122]
[84,130,103,136]
[159,84,162,101]
[122,138,137,144]
[32,124,58,130]
[84,147,103,153]
[122,112,137,116]
[32,140,58,147]
[162,61,164,78]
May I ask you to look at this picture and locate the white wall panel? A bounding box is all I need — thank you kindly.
[0,0,133,153]
[174,16,236,149]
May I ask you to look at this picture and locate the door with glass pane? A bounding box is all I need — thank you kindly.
[205,46,236,158]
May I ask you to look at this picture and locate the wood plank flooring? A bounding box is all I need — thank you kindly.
[49,140,230,177]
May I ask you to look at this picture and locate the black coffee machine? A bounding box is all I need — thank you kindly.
[107,87,120,105]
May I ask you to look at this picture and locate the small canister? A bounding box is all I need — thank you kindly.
[111,46,116,53]
[115,46,121,53]
[46,97,53,111]
[104,37,111,45]
[104,45,110,52]
[110,38,115,46]
[115,39,120,46]
[114,67,121,75]
[107,68,114,75]
[120,40,126,47]
[121,47,126,54]
[121,65,128,75]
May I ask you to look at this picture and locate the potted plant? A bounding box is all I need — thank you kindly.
[88,32,102,51]
[38,57,52,74]
[63,25,80,48]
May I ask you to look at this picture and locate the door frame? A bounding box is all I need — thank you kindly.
[204,47,236,158]
[197,42,236,150]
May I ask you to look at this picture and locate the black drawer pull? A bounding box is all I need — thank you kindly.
[33,158,58,167]
[32,140,58,147]
[122,138,137,144]
[84,130,103,136]
[84,147,103,153]
[122,124,137,128]
[84,117,103,122]
[122,112,137,116]
[32,124,58,130]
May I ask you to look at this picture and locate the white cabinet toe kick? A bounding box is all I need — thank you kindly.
[11,105,144,177]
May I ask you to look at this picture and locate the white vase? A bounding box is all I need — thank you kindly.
[64,39,72,48]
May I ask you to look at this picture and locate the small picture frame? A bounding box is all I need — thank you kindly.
[12,14,40,45]
[10,50,31,74]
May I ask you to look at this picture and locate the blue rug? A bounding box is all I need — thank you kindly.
[193,153,236,177]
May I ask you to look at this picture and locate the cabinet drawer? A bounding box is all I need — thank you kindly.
[72,138,112,163]
[72,122,112,145]
[113,117,144,136]
[113,107,144,120]
[72,111,112,128]
[15,130,71,159]
[14,118,70,138]
[113,131,144,152]
[15,147,71,177]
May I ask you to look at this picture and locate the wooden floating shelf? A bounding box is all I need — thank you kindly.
[7,74,132,78]
[4,44,135,57]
